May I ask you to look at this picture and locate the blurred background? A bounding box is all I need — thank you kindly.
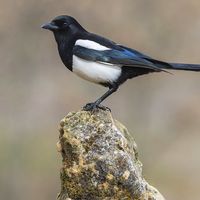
[1,0,200,199]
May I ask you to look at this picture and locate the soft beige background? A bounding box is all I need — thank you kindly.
[1,1,200,199]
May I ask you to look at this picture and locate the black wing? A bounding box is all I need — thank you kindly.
[73,45,169,73]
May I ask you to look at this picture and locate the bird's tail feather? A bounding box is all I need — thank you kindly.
[147,58,200,72]
[168,63,200,71]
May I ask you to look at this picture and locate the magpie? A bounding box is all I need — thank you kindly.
[42,15,200,111]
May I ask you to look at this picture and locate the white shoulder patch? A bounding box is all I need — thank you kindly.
[75,39,110,51]
[72,55,121,84]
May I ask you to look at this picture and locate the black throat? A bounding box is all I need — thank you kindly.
[53,26,87,71]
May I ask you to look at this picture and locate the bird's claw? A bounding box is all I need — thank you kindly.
[83,103,96,111]
[83,103,111,112]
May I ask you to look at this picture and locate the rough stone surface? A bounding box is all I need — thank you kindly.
[57,109,165,200]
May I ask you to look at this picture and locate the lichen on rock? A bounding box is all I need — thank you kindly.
[57,109,165,200]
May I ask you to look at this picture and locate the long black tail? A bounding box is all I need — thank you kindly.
[147,58,200,72]
[168,63,200,71]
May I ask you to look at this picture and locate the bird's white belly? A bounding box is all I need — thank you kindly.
[72,55,121,84]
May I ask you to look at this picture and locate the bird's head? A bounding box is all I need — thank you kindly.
[41,15,85,34]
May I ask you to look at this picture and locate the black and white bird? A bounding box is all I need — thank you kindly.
[42,15,200,110]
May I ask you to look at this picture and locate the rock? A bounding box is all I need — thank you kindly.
[57,109,165,200]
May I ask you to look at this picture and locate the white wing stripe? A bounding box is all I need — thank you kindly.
[75,39,110,51]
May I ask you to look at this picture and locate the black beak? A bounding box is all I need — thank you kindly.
[41,22,59,31]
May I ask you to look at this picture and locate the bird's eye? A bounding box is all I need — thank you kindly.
[53,20,68,28]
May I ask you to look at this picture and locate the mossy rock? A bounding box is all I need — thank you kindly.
[57,109,165,200]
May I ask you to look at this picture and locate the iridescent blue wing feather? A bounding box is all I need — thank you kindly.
[73,45,168,72]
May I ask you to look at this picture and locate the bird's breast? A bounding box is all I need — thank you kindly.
[72,55,121,84]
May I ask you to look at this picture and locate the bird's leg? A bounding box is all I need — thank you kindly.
[83,84,119,111]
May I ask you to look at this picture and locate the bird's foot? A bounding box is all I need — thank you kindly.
[83,103,111,112]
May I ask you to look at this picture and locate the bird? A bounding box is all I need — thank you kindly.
[41,15,200,111]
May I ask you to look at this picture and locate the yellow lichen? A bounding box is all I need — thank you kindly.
[106,173,114,181]
[98,182,109,190]
[56,141,62,152]
[122,170,130,180]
